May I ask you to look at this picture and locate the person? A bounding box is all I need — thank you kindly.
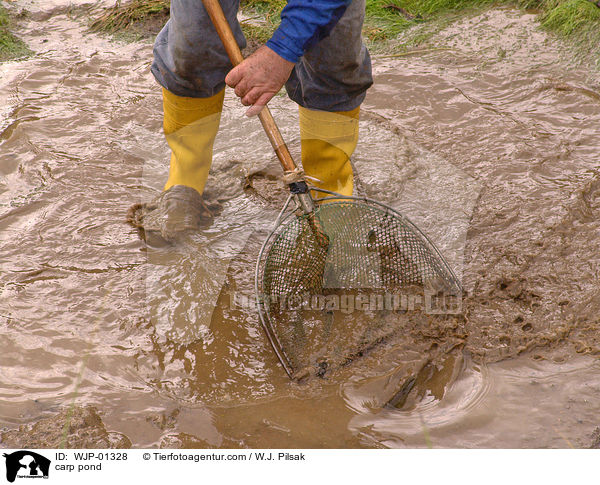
[150,0,372,203]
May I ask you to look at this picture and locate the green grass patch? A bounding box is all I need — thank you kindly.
[0,2,31,61]
[541,0,600,35]
[239,0,284,44]
[239,22,274,44]
[363,0,497,51]
[405,0,494,14]
[364,1,415,42]
[241,0,493,47]
[240,0,286,18]
[538,0,600,62]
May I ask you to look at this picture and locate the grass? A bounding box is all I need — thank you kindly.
[541,0,600,34]
[238,0,285,45]
[89,0,169,33]
[539,0,600,62]
[0,2,31,62]
[88,0,600,59]
[364,1,416,41]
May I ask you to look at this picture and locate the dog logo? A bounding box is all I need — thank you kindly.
[3,451,51,482]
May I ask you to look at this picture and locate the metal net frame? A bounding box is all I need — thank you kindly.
[255,188,463,378]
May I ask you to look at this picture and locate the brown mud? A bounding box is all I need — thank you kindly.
[369,9,600,366]
[0,3,599,448]
[0,406,131,448]
[128,185,216,245]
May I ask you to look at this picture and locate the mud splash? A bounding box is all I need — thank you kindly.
[1,4,599,448]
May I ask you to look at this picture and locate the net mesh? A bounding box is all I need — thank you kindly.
[258,200,462,377]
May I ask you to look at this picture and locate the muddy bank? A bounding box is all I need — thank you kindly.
[366,8,600,366]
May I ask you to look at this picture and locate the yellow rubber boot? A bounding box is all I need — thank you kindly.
[162,87,225,195]
[299,105,360,197]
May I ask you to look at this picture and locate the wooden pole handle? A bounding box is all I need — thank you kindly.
[201,0,297,173]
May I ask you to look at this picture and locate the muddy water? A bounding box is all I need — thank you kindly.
[367,9,600,365]
[1,4,599,448]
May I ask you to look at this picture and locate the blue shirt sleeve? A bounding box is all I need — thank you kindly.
[265,0,352,63]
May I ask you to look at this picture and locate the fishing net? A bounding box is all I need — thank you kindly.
[195,0,462,380]
[256,192,463,379]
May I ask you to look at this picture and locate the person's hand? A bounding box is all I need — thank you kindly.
[225,45,295,116]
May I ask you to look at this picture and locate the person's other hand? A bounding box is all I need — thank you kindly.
[225,45,295,116]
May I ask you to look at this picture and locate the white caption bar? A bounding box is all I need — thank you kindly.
[1,449,597,484]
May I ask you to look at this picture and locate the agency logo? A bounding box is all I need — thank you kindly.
[3,451,51,483]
